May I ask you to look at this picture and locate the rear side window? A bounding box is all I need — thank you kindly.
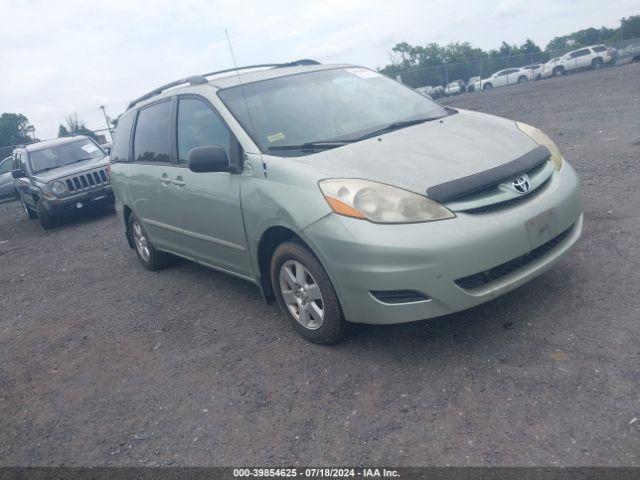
[592,46,606,52]
[110,112,135,163]
[133,101,172,163]
[177,98,230,165]
[571,49,590,58]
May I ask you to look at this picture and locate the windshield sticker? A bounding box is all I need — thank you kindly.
[267,132,285,143]
[81,143,99,153]
[346,68,382,79]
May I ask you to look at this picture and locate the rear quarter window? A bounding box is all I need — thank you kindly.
[592,46,606,52]
[110,112,135,163]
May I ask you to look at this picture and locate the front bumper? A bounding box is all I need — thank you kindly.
[43,186,114,214]
[302,162,583,325]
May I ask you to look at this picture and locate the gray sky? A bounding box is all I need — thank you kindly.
[1,0,637,141]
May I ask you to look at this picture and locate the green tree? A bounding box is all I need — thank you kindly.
[520,38,542,54]
[618,15,640,41]
[0,113,37,147]
[57,113,98,140]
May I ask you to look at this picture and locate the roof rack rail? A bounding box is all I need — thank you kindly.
[277,59,321,67]
[201,63,281,78]
[127,75,208,110]
[126,59,321,110]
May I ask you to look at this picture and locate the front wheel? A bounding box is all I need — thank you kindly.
[271,241,346,344]
[37,200,57,230]
[19,194,37,219]
[483,83,493,90]
[517,75,528,83]
[553,66,564,77]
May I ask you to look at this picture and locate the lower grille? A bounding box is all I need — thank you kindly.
[65,169,109,192]
[370,290,429,304]
[455,225,574,290]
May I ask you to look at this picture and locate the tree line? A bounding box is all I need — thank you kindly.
[380,15,640,87]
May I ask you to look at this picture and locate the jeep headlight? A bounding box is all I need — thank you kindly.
[319,179,455,224]
[50,180,68,197]
[517,122,564,170]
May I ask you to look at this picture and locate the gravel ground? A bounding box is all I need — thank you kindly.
[1,63,639,467]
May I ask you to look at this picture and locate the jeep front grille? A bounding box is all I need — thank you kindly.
[455,224,574,290]
[65,169,109,192]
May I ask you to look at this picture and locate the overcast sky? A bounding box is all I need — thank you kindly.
[1,0,637,142]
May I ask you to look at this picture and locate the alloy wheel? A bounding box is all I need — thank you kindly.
[279,260,324,330]
[132,220,150,262]
[20,196,28,215]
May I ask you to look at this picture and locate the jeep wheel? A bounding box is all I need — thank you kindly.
[19,194,37,219]
[128,212,169,271]
[553,66,564,77]
[271,241,346,344]
[37,200,57,230]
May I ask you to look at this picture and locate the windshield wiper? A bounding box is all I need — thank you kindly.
[33,157,100,173]
[353,117,440,141]
[267,140,354,152]
[67,157,99,164]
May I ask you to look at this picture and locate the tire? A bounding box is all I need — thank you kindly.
[19,194,37,219]
[553,66,564,77]
[517,75,528,83]
[482,83,493,90]
[271,241,346,344]
[591,58,603,69]
[128,212,170,271]
[37,200,57,230]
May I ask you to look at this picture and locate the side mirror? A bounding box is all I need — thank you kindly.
[11,168,26,179]
[188,146,230,173]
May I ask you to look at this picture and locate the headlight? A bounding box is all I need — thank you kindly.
[50,180,67,196]
[516,121,563,170]
[318,179,455,224]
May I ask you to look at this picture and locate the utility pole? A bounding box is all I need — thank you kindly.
[443,58,449,86]
[99,105,113,141]
[620,18,624,44]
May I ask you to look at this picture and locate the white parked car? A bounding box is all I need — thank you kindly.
[540,45,616,78]
[480,67,533,90]
[415,86,434,98]
[445,80,465,96]
[466,76,480,92]
[522,64,543,80]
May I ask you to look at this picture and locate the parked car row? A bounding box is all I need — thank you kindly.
[6,60,583,344]
[414,44,619,97]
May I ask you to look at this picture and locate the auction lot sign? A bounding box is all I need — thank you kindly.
[1,468,639,479]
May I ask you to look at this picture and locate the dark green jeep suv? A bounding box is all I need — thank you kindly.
[12,136,113,229]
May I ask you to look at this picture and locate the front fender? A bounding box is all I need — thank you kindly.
[240,153,332,281]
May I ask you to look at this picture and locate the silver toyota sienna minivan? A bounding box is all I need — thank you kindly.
[110,60,582,343]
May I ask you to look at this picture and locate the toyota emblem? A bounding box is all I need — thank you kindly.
[512,175,531,194]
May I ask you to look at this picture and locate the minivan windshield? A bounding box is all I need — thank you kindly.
[218,67,449,155]
[29,139,105,173]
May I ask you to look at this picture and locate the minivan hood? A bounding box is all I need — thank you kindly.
[295,109,538,195]
[32,157,109,183]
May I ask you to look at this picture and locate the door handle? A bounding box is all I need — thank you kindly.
[173,175,186,187]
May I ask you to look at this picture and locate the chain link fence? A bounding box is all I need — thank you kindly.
[393,38,640,89]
